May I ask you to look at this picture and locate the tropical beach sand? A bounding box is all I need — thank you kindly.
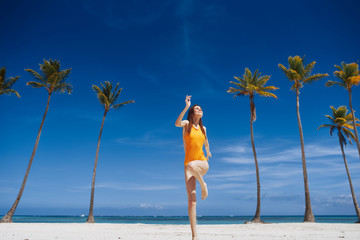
[0,223,359,240]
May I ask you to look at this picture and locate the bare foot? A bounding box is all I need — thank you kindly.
[201,183,208,200]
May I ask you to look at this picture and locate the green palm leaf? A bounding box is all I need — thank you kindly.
[327,62,360,90]
[26,81,48,89]
[303,73,329,84]
[318,105,358,145]
[0,67,21,97]
[112,100,135,110]
[279,56,328,91]
[93,81,134,111]
[25,59,72,94]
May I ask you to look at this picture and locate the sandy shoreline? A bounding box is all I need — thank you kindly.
[0,223,359,240]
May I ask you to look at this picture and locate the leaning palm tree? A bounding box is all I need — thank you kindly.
[318,106,360,223]
[0,67,21,97]
[278,55,328,222]
[227,68,278,223]
[87,81,134,223]
[326,62,360,158]
[0,59,72,223]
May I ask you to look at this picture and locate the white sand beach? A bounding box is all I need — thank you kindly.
[0,223,359,240]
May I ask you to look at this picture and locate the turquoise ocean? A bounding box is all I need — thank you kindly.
[1,215,358,224]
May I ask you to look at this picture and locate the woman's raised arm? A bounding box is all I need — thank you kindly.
[175,95,191,127]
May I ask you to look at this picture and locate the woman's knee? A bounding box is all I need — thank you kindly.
[188,196,196,207]
[187,190,196,203]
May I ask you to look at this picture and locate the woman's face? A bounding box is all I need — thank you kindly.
[194,105,203,118]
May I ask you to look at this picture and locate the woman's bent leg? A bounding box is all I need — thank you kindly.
[186,160,209,200]
[185,167,198,240]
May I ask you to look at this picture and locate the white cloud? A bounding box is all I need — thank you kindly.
[71,183,180,192]
[139,203,164,210]
[216,139,359,165]
[97,183,179,191]
[211,183,246,190]
[322,194,355,207]
[207,169,253,180]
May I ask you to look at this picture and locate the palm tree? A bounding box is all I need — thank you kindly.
[318,106,360,223]
[278,55,328,222]
[0,67,21,97]
[326,62,360,158]
[227,68,278,223]
[0,59,72,223]
[87,81,134,223]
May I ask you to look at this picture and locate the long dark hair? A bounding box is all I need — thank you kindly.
[186,104,206,138]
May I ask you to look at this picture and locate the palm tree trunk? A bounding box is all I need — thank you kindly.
[338,131,360,221]
[1,94,52,223]
[249,96,262,223]
[87,110,107,223]
[348,89,360,158]
[295,88,315,222]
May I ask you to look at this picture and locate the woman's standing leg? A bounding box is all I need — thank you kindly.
[185,167,198,240]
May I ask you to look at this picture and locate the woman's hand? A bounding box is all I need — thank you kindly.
[206,153,212,161]
[185,95,191,108]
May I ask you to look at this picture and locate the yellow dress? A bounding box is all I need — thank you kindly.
[184,125,207,166]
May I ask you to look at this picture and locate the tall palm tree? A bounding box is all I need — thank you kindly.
[318,106,360,223]
[0,59,72,223]
[278,55,328,222]
[0,67,21,97]
[87,81,134,223]
[227,68,278,223]
[326,62,360,158]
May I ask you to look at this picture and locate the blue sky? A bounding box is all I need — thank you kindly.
[1,0,360,217]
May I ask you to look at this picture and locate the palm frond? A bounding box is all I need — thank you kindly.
[233,76,247,85]
[334,64,342,71]
[288,56,304,76]
[93,81,134,111]
[343,123,354,130]
[344,63,359,77]
[112,88,123,103]
[278,64,288,75]
[342,128,354,145]
[112,100,135,110]
[303,73,328,84]
[260,86,279,91]
[229,68,278,102]
[227,87,248,97]
[329,126,336,136]
[325,80,346,88]
[0,89,21,97]
[26,81,48,89]
[317,124,333,130]
[53,82,73,94]
[303,61,316,77]
[320,105,357,141]
[257,91,278,99]
[257,75,271,86]
[229,81,246,90]
[26,59,72,94]
[287,69,301,81]
[244,68,252,80]
[57,69,72,82]
[349,75,360,86]
[24,69,45,83]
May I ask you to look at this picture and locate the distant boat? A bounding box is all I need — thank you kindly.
[80,214,85,217]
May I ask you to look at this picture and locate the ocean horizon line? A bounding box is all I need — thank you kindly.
[1,215,358,224]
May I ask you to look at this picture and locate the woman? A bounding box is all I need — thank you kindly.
[175,95,212,240]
